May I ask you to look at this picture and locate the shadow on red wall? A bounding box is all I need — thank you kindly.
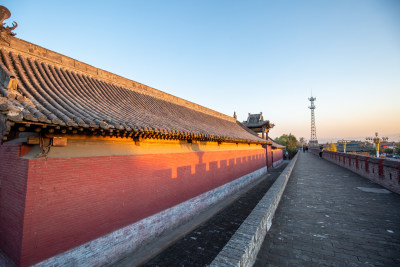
[0,142,266,266]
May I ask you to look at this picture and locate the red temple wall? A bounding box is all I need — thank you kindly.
[266,145,273,168]
[1,144,266,266]
[0,143,29,266]
[273,149,283,163]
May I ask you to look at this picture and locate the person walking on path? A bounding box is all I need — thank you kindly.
[319,145,323,158]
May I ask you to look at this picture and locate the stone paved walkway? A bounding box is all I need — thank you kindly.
[255,152,400,266]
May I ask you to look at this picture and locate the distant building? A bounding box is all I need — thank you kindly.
[380,142,396,151]
[241,113,284,166]
[336,141,372,153]
[242,112,274,140]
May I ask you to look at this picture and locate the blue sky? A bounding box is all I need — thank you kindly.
[3,0,400,142]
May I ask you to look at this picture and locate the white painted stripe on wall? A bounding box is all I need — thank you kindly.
[273,159,283,167]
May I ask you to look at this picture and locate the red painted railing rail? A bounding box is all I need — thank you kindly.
[310,149,400,194]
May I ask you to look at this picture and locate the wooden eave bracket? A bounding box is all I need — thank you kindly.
[52,136,67,147]
[5,120,268,146]
[27,137,39,145]
[133,136,142,145]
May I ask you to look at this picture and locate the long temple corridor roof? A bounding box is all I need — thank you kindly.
[0,36,267,144]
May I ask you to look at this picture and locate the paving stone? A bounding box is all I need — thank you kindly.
[254,152,400,266]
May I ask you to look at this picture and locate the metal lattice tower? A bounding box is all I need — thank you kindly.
[308,95,318,145]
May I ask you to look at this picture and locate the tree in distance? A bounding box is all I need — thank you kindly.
[384,148,393,156]
[395,142,400,156]
[328,142,337,151]
[275,134,298,156]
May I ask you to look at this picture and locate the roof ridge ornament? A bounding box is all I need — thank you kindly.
[0,6,18,37]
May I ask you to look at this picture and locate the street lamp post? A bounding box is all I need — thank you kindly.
[338,140,351,153]
[366,132,388,157]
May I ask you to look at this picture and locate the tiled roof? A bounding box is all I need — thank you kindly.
[242,112,273,129]
[0,37,267,144]
[247,113,263,122]
[242,121,271,128]
[236,121,272,143]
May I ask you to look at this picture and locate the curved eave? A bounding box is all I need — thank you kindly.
[2,119,269,145]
